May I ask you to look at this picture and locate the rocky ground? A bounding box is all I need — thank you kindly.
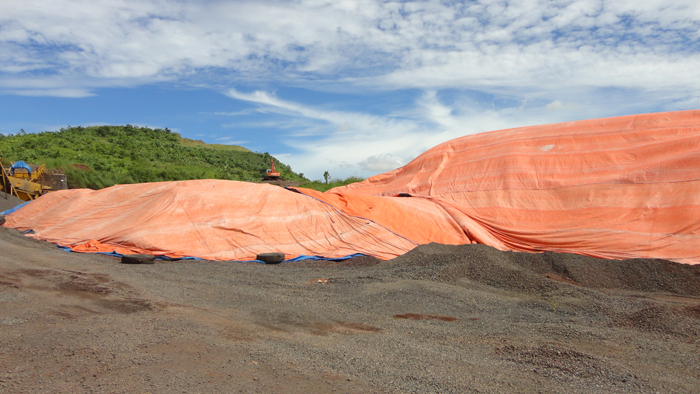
[1,203,699,393]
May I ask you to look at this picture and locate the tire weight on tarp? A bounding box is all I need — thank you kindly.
[121,254,156,264]
[257,252,285,264]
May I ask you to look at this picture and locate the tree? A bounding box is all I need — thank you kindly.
[323,171,330,184]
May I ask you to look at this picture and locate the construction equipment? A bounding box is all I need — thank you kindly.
[265,158,281,180]
[1,157,53,201]
[10,161,47,182]
[30,163,47,182]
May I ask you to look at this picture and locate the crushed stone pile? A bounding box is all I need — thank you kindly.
[378,243,700,297]
[0,194,24,213]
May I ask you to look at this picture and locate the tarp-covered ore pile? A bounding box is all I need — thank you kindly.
[3,110,700,264]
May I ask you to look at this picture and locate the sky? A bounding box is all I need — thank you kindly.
[1,0,699,180]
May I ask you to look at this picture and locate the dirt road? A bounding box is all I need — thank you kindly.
[1,224,699,393]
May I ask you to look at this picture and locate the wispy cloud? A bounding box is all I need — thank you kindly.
[215,136,248,145]
[222,87,568,178]
[359,154,406,172]
[11,88,95,98]
[213,109,268,116]
[3,0,698,97]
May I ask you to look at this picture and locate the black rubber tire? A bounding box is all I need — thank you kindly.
[257,252,285,264]
[121,254,156,264]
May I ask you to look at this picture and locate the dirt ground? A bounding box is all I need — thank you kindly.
[1,220,699,393]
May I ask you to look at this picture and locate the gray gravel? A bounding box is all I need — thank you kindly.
[1,227,699,393]
[0,193,24,213]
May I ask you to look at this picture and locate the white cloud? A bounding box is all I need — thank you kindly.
[222,87,584,180]
[224,88,431,178]
[2,0,698,98]
[11,88,95,98]
[545,100,581,112]
[213,109,265,116]
[359,154,406,172]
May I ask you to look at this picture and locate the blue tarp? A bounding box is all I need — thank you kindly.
[10,161,32,176]
[0,200,31,216]
[56,244,365,263]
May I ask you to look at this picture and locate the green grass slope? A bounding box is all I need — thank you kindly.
[297,177,366,192]
[0,125,309,189]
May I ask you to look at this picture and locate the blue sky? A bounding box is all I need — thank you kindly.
[1,0,699,180]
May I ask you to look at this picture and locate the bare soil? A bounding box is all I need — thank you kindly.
[1,225,699,393]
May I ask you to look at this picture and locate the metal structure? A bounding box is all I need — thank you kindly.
[1,157,53,201]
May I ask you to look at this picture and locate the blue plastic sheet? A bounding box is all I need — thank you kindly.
[55,245,365,264]
[10,161,32,176]
[0,200,32,216]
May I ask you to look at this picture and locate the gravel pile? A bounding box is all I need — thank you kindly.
[375,243,700,296]
[0,193,24,213]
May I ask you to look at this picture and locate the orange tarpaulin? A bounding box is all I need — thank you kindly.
[332,110,700,264]
[4,110,700,264]
[3,181,418,260]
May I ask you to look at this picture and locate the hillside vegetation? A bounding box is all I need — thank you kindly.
[298,177,365,192]
[0,125,310,189]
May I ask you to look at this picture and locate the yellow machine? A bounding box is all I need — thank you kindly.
[1,157,53,201]
[11,163,46,181]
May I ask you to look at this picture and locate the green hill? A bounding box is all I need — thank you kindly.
[0,125,308,189]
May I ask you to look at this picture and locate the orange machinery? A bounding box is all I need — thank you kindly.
[266,158,280,180]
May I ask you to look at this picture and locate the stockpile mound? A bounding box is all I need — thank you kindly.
[380,243,700,339]
[0,194,24,213]
[333,110,700,264]
[379,243,700,296]
[3,110,700,264]
[1,181,415,261]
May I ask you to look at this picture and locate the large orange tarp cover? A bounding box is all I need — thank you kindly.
[4,110,700,264]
